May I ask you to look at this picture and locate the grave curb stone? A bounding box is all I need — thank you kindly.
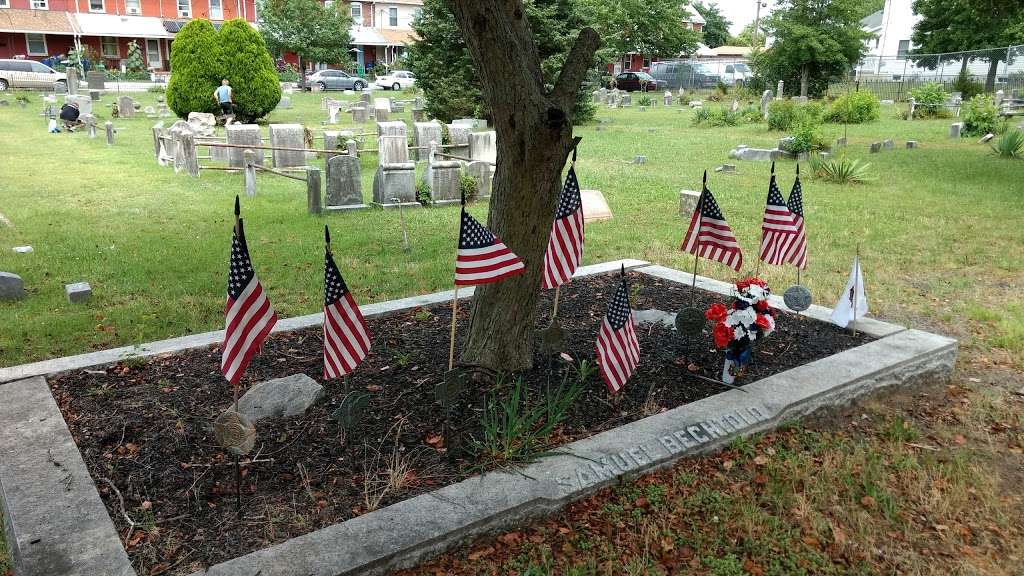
[64,282,92,304]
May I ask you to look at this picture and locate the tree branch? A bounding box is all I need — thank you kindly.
[552,27,601,108]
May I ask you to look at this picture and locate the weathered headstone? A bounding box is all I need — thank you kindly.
[325,154,365,209]
[373,121,416,204]
[351,105,369,123]
[664,91,672,106]
[836,137,847,147]
[117,96,134,118]
[580,190,613,222]
[277,96,292,109]
[105,121,114,145]
[882,139,894,150]
[65,68,79,95]
[979,133,994,144]
[776,80,784,98]
[633,155,647,165]
[412,108,426,122]
[86,70,105,90]
[227,124,263,168]
[468,131,497,166]
[413,121,443,162]
[81,114,97,139]
[64,282,92,304]
[465,161,492,198]
[907,97,916,120]
[760,90,773,117]
[346,139,358,158]
[307,167,322,214]
[0,272,25,301]
[13,246,33,254]
[323,130,354,160]
[426,141,462,203]
[679,190,701,218]
[906,140,918,149]
[950,122,963,138]
[446,124,472,159]
[187,112,216,137]
[65,94,91,115]
[268,124,307,168]
[89,89,101,101]
[715,164,737,173]
[151,122,165,157]
[374,98,391,122]
[237,374,325,422]
[243,149,257,197]
[869,142,881,153]
[793,96,808,104]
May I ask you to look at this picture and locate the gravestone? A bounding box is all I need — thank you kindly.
[0,272,25,301]
[906,140,918,149]
[151,122,165,157]
[374,98,391,122]
[277,96,291,109]
[268,124,307,168]
[326,99,342,124]
[86,71,105,90]
[465,161,492,198]
[54,82,67,95]
[65,94,91,115]
[664,91,672,106]
[83,114,97,138]
[360,92,371,105]
[580,190,613,222]
[413,121,443,162]
[346,139,358,158]
[323,130,354,160]
[882,139,894,150]
[426,142,462,203]
[238,374,325,422]
[105,121,115,145]
[621,93,632,107]
[326,154,365,209]
[835,137,847,147]
[760,90,773,117]
[907,97,916,120]
[227,124,263,168]
[143,105,156,117]
[469,131,497,167]
[307,167,322,214]
[793,96,808,104]
[187,112,216,137]
[633,155,647,165]
[776,81,784,98]
[65,68,79,95]
[447,124,472,159]
[979,133,994,144]
[373,121,416,204]
[243,150,257,197]
[351,105,369,123]
[869,142,881,153]
[880,99,894,105]
[117,96,134,118]
[950,123,963,138]
[715,164,736,173]
[412,108,426,122]
[679,190,701,218]
[64,282,92,304]
[13,246,33,253]
[89,90,101,101]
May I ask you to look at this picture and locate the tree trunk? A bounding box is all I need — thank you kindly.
[448,0,600,372]
[800,65,809,98]
[984,53,1000,93]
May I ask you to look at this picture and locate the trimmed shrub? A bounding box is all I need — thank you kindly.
[824,91,880,124]
[219,18,281,123]
[961,94,999,137]
[166,19,222,118]
[909,82,949,119]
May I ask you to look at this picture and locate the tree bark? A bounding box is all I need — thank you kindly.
[984,52,1000,93]
[447,0,600,372]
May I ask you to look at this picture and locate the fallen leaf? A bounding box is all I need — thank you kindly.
[953,434,967,445]
[933,524,949,532]
[467,545,494,561]
[753,474,768,485]
[498,531,521,545]
[141,500,152,510]
[743,558,765,576]
[801,535,820,547]
[425,433,444,448]
[366,384,382,392]
[722,459,734,471]
[753,455,768,466]
[860,495,877,509]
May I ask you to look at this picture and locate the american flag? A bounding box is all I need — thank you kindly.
[758,163,800,265]
[541,166,585,289]
[454,207,525,286]
[323,227,372,380]
[784,169,808,269]
[680,173,744,272]
[596,269,640,394]
[221,199,278,386]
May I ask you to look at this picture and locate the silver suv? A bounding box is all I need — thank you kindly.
[0,59,67,91]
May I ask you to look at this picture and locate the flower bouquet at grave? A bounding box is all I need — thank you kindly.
[705,277,776,384]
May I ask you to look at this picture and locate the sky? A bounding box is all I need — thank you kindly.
[713,0,779,36]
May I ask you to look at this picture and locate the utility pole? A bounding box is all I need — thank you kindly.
[752,1,768,48]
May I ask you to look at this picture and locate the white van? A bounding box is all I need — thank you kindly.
[0,59,67,91]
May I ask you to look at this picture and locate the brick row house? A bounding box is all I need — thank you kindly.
[0,0,420,75]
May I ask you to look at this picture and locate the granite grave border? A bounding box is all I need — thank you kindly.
[0,259,957,576]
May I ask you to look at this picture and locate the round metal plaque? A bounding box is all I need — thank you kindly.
[675,307,705,336]
[539,321,566,353]
[783,285,813,312]
[214,409,256,456]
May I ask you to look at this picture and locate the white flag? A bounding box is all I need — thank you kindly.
[830,256,868,328]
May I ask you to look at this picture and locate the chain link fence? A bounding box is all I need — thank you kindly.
[828,45,1024,101]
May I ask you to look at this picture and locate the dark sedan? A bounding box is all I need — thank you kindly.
[612,71,660,92]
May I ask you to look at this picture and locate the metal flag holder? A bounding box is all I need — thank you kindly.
[676,172,708,339]
[391,197,411,253]
[783,166,812,314]
[538,139,582,356]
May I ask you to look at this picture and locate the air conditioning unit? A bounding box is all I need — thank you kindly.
[180,10,190,16]
[126,7,139,14]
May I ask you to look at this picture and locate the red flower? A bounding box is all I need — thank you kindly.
[754,300,771,313]
[755,314,772,331]
[712,321,734,348]
[705,303,728,322]
[736,277,767,292]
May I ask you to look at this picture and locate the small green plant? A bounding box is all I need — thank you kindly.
[472,374,584,467]
[881,416,920,443]
[767,100,798,131]
[395,351,412,368]
[570,358,597,384]
[808,153,872,184]
[824,91,880,124]
[415,179,432,206]
[693,107,739,127]
[961,94,999,137]
[738,104,763,123]
[413,307,433,322]
[952,70,984,101]
[146,85,166,94]
[909,82,949,118]
[277,63,300,83]
[691,106,711,126]
[783,121,825,153]
[991,130,1024,159]
[459,173,479,202]
[637,94,653,107]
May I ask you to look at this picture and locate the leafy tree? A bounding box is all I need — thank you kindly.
[754,0,872,97]
[911,0,1024,92]
[166,19,222,118]
[258,0,354,71]
[577,0,701,63]
[219,19,282,122]
[408,0,596,124]
[691,1,731,48]
[729,22,766,47]
[124,41,147,80]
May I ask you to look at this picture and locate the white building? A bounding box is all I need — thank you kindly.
[858,0,920,78]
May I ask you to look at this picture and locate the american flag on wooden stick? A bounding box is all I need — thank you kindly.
[454,204,525,286]
[221,197,278,386]
[541,164,585,289]
[783,167,808,269]
[759,162,800,265]
[680,172,744,272]
[323,226,372,380]
[596,267,640,394]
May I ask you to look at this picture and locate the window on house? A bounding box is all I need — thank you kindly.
[124,0,140,11]
[209,0,222,19]
[30,0,48,9]
[351,2,361,20]
[25,33,47,55]
[102,36,119,58]
[897,40,910,59]
[89,0,103,10]
[0,0,9,8]
[177,0,191,18]
[388,6,397,26]
[146,39,161,68]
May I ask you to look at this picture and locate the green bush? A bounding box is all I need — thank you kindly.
[824,91,880,124]
[738,104,763,123]
[767,100,823,131]
[692,106,711,126]
[991,130,1024,159]
[637,94,653,107]
[952,70,984,101]
[961,94,999,137]
[219,19,281,123]
[909,82,948,119]
[783,122,826,153]
[277,63,300,83]
[166,19,222,118]
[123,41,149,80]
[809,153,872,184]
[691,106,740,127]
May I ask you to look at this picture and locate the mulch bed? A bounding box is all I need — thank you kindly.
[48,271,872,575]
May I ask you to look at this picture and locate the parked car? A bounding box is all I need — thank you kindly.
[648,61,721,90]
[612,71,660,92]
[0,59,67,91]
[719,62,752,86]
[374,70,417,91]
[304,69,367,92]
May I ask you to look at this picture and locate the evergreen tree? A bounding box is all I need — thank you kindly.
[166,19,222,118]
[124,41,147,79]
[219,19,282,122]
[691,1,731,49]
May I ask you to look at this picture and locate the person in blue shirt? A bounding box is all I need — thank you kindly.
[213,79,234,122]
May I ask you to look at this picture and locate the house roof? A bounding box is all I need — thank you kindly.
[861,9,883,30]
[709,45,753,57]
[75,13,174,38]
[0,9,79,35]
[379,28,415,46]
[683,5,706,25]
[351,26,416,46]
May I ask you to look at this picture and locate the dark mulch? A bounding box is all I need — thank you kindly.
[48,271,872,575]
